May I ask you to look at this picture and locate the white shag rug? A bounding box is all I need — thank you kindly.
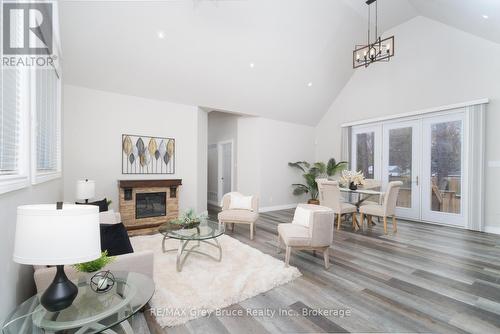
[130,233,301,327]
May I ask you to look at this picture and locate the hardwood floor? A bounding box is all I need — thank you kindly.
[134,209,500,334]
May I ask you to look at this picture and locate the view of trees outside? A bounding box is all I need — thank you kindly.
[431,120,462,213]
[388,127,412,208]
[356,132,374,179]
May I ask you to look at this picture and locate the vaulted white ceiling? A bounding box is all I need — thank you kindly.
[60,0,500,125]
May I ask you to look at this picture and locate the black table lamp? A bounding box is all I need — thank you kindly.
[13,203,100,312]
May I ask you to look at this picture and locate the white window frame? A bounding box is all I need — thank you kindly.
[30,67,62,185]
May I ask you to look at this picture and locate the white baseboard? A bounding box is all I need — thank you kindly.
[259,203,298,213]
[484,226,500,235]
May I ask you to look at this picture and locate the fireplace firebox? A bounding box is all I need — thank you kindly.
[136,192,166,219]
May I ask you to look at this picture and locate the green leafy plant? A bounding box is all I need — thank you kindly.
[73,251,115,273]
[288,158,347,201]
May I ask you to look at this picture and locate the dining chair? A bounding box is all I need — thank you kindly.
[317,179,359,231]
[359,181,403,234]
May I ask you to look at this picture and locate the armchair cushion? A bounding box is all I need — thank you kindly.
[100,222,134,256]
[229,195,253,211]
[278,223,311,247]
[218,209,259,223]
[292,205,311,227]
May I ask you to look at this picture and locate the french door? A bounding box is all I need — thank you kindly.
[352,109,467,227]
[382,120,420,220]
[421,113,465,226]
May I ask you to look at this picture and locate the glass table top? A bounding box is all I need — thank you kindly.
[159,218,225,240]
[2,271,154,334]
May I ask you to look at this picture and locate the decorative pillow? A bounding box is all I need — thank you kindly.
[76,198,109,212]
[99,209,118,225]
[99,222,134,256]
[229,195,253,211]
[293,206,311,227]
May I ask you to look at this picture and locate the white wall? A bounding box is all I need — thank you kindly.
[315,16,500,230]
[237,117,315,210]
[63,85,207,214]
[0,181,63,323]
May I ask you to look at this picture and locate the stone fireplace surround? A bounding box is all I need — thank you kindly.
[119,179,182,235]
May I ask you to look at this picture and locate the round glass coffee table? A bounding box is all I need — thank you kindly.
[2,271,154,334]
[159,218,225,272]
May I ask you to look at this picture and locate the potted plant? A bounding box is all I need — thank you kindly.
[73,251,115,285]
[289,158,347,204]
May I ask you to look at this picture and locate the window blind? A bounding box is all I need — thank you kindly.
[36,68,59,172]
[0,68,21,174]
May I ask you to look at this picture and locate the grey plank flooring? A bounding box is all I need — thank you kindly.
[135,209,500,334]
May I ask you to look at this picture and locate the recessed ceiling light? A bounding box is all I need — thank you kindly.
[249,63,255,68]
[482,15,489,19]
[307,82,313,87]
[157,31,165,39]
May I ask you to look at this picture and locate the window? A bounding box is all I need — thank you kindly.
[0,58,29,194]
[0,68,21,174]
[33,67,61,182]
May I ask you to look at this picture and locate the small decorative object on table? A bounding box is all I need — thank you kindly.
[90,270,116,293]
[340,170,366,191]
[171,209,207,229]
[73,251,115,288]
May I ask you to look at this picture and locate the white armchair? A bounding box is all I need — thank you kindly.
[218,192,259,240]
[277,204,335,269]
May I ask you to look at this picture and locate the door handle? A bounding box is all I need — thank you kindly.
[415,176,419,186]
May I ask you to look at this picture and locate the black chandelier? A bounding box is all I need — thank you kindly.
[353,0,395,69]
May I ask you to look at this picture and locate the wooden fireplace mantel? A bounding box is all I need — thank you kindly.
[118,179,182,188]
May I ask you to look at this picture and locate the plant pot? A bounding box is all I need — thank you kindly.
[349,182,358,191]
[308,199,320,205]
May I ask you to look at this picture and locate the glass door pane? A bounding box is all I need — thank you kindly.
[388,127,412,208]
[356,132,375,179]
[382,120,420,220]
[430,121,462,214]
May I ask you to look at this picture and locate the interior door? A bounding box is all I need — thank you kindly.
[218,141,233,201]
[421,112,465,226]
[382,120,421,220]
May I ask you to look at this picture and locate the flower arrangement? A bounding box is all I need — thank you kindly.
[340,170,366,190]
[171,209,207,229]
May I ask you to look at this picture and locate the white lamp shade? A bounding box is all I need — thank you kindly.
[76,179,95,200]
[13,204,101,265]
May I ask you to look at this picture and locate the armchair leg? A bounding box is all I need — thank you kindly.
[337,213,341,230]
[250,223,254,240]
[360,212,364,229]
[285,246,291,267]
[368,215,373,226]
[392,215,397,233]
[323,248,330,269]
[383,216,388,234]
[352,213,358,231]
